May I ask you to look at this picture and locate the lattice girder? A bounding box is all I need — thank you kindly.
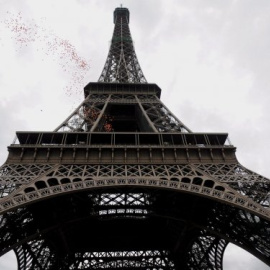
[14,240,56,270]
[141,97,191,132]
[98,8,147,83]
[54,94,109,132]
[1,5,270,270]
[54,92,191,133]
[0,187,270,269]
[194,163,270,204]
[1,159,269,268]
[0,163,55,198]
[67,250,175,269]
[186,235,227,269]
[0,163,270,220]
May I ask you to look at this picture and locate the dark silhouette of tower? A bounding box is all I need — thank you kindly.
[0,7,270,269]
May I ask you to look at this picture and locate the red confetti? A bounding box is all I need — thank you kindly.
[1,12,90,105]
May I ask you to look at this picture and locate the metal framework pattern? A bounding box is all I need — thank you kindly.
[54,93,191,133]
[0,6,270,270]
[0,186,269,269]
[98,7,147,83]
[68,250,175,269]
[1,163,269,219]
[193,163,270,204]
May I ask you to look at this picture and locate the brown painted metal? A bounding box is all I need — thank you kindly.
[0,6,270,270]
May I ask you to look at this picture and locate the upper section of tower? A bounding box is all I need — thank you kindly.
[98,7,147,83]
[114,7,129,24]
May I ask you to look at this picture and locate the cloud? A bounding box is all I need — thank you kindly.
[0,251,17,270]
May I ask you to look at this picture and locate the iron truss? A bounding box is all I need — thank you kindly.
[0,188,269,269]
[0,160,270,268]
[98,7,147,83]
[0,6,270,270]
[1,163,269,205]
[54,93,191,133]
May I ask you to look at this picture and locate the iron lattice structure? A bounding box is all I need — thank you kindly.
[98,8,147,83]
[0,7,270,270]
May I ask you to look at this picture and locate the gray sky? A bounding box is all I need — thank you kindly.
[0,0,269,269]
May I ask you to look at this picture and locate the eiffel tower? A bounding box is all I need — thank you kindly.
[0,6,270,270]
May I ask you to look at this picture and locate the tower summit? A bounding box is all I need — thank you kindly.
[0,6,270,269]
[99,7,147,83]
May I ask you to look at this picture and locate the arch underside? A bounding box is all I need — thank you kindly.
[1,163,269,219]
[0,186,269,270]
[1,162,270,269]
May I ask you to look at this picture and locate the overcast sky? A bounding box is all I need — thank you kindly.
[0,0,270,269]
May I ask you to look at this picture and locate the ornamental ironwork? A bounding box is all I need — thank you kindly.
[0,6,270,270]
